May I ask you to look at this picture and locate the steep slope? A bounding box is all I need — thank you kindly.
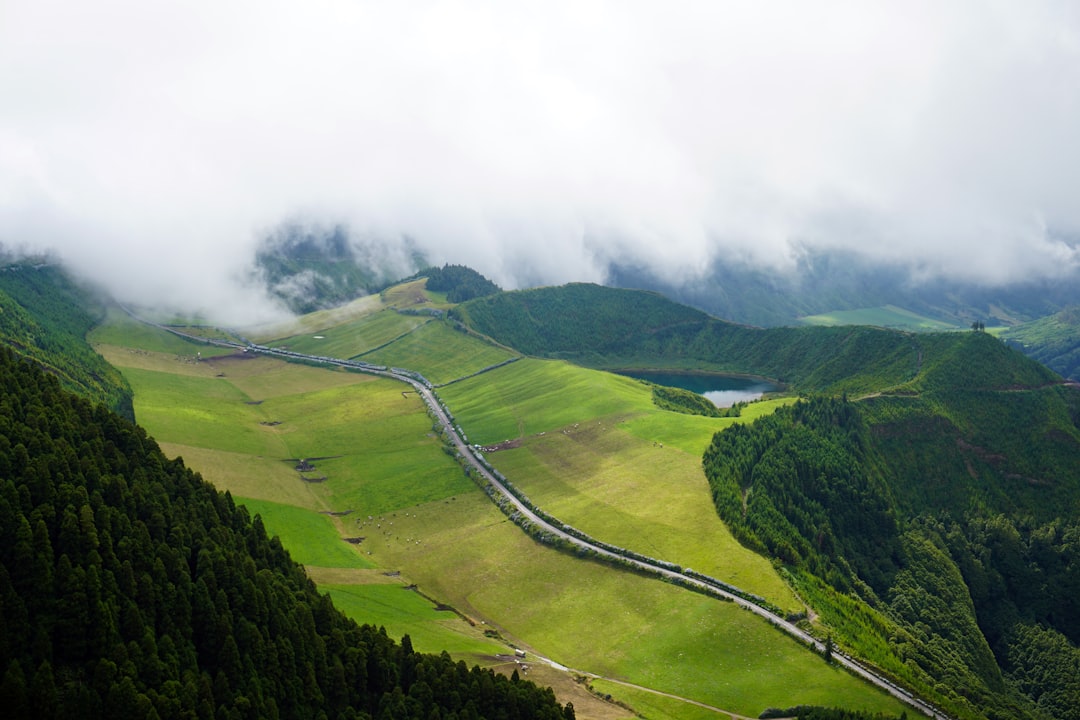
[0,346,576,719]
[0,262,132,419]
[703,337,1080,719]
[455,283,925,394]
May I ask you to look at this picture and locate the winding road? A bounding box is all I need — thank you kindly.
[130,310,949,719]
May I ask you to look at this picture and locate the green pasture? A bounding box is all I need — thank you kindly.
[799,305,960,331]
[363,321,518,385]
[586,681,732,720]
[439,359,654,444]
[236,497,374,569]
[90,308,235,356]
[323,584,505,657]
[244,294,385,343]
[120,366,289,456]
[271,310,430,359]
[618,396,796,456]
[490,421,799,611]
[157,442,317,508]
[365,493,908,719]
[103,313,909,719]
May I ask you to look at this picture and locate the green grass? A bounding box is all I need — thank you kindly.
[100,309,912,719]
[323,584,505,657]
[121,366,288,456]
[89,307,236,355]
[236,497,375,569]
[489,413,800,611]
[367,493,909,719]
[271,309,430,358]
[363,321,518,385]
[799,305,960,331]
[439,359,654,444]
[586,681,734,720]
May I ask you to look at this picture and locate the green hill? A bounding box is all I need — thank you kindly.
[456,283,932,394]
[0,262,132,419]
[0,345,576,719]
[703,347,1080,719]
[457,281,1080,719]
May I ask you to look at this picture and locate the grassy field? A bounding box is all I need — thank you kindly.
[95,309,912,719]
[270,309,430,358]
[491,421,800,610]
[438,359,654,443]
[367,492,909,718]
[799,304,961,331]
[363,320,519,385]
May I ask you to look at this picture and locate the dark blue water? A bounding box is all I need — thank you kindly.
[618,370,779,408]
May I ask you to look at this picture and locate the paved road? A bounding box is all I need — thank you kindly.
[128,313,948,719]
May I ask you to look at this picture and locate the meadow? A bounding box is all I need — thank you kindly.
[362,320,519,385]
[94,306,913,719]
[269,309,430,358]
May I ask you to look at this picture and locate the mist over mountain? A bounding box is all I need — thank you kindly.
[607,249,1080,328]
[4,2,1080,324]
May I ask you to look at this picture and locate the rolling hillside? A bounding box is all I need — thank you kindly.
[7,265,1080,719]
[458,281,1080,719]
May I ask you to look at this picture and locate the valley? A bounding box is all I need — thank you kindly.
[91,288,913,719]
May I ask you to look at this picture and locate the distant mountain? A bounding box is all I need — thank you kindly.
[607,250,1080,328]
[253,223,428,314]
[1001,306,1080,381]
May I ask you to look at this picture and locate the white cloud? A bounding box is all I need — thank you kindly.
[2,0,1079,320]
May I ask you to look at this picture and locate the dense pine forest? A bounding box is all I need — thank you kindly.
[0,346,576,719]
[703,365,1080,718]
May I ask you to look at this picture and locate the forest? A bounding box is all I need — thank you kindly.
[703,384,1080,719]
[0,346,576,719]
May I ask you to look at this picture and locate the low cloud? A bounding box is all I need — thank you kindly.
[2,1,1079,321]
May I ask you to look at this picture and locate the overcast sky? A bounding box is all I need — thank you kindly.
[2,1,1080,321]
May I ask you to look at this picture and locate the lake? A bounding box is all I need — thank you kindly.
[617,370,780,408]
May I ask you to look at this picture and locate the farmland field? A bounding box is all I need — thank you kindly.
[269,309,430,358]
[95,311,912,719]
[362,320,519,385]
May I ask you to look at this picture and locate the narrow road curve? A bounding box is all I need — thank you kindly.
[129,313,948,719]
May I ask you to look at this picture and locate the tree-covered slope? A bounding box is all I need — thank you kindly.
[410,264,501,303]
[455,283,932,394]
[0,262,132,419]
[702,338,1080,719]
[0,347,576,720]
